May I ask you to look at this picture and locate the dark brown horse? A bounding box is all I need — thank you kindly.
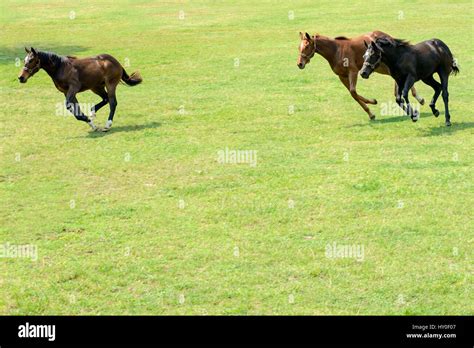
[18,47,142,131]
[297,31,424,120]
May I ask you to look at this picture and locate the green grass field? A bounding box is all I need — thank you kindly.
[0,0,472,315]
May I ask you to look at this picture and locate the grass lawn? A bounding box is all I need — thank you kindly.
[0,0,472,315]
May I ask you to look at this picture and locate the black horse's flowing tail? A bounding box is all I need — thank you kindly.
[451,58,460,76]
[434,39,459,76]
[122,68,143,86]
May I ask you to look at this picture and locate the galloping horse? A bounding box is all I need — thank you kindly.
[18,47,142,131]
[360,37,459,126]
[297,31,424,120]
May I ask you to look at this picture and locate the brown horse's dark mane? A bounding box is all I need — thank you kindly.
[334,36,350,40]
[37,51,69,69]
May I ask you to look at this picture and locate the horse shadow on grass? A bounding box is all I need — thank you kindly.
[81,121,162,138]
[376,111,438,124]
[418,121,474,137]
[346,112,434,127]
[346,111,474,136]
[370,112,474,137]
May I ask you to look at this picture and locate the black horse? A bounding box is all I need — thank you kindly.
[359,37,459,126]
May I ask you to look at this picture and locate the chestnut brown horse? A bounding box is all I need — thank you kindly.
[297,31,424,120]
[18,47,142,131]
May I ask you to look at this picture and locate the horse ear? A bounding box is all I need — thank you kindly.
[31,47,37,55]
[305,32,312,41]
[25,47,30,53]
[364,40,368,48]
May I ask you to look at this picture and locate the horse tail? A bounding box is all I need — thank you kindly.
[451,58,460,76]
[122,68,143,86]
[435,39,459,76]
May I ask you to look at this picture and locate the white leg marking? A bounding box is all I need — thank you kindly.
[88,121,97,131]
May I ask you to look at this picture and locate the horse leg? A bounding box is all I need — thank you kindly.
[401,75,418,122]
[394,82,405,116]
[103,80,119,131]
[438,70,451,126]
[90,86,109,119]
[398,83,424,105]
[421,75,442,117]
[395,78,409,117]
[65,90,97,131]
[347,71,377,105]
[410,85,424,105]
[393,82,423,112]
[339,74,375,120]
[357,94,377,105]
[348,72,377,119]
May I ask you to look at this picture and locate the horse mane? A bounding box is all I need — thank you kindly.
[334,36,350,40]
[377,37,410,47]
[392,38,410,46]
[37,51,69,68]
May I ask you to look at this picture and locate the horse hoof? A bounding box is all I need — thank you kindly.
[433,110,440,117]
[101,127,110,132]
[445,121,451,127]
[419,98,425,105]
[369,114,376,121]
[373,99,378,105]
[103,120,113,131]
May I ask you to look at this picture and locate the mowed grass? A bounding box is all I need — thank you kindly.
[0,0,472,315]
